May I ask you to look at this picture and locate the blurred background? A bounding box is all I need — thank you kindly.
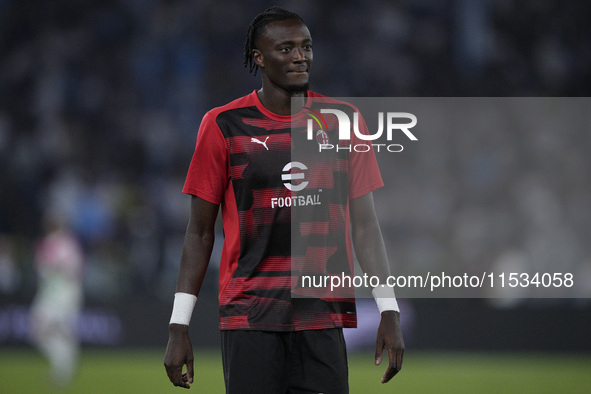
[1,0,591,391]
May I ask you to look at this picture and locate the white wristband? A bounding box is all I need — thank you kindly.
[372,284,399,313]
[169,292,197,325]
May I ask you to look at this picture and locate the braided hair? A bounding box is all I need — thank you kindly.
[243,6,305,76]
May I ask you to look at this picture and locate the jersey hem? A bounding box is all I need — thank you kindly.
[349,181,384,200]
[182,188,222,205]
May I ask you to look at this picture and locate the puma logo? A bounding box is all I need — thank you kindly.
[251,136,270,150]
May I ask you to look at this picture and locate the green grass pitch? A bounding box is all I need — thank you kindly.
[1,349,590,393]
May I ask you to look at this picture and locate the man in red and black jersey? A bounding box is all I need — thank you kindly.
[164,6,404,393]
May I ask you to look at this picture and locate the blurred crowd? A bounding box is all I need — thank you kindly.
[1,0,590,305]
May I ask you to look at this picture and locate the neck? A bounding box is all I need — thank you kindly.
[257,81,307,116]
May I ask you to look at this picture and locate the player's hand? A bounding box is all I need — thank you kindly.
[164,324,194,389]
[374,310,404,383]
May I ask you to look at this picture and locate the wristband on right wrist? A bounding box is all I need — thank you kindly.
[169,292,197,326]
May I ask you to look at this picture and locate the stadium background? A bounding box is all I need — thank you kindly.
[1,0,590,392]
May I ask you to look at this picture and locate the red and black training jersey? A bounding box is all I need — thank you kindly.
[183,90,383,331]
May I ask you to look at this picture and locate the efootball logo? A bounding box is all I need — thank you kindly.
[271,161,322,208]
[281,161,308,191]
[305,107,418,153]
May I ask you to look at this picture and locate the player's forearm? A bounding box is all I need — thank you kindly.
[174,196,220,296]
[350,193,392,281]
[175,228,215,296]
[352,201,401,316]
[352,218,391,281]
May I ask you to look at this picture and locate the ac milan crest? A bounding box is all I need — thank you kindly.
[316,129,329,145]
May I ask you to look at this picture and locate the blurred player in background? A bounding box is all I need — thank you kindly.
[30,212,85,387]
[164,6,404,392]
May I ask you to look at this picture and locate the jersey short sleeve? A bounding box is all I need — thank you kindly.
[348,112,384,200]
[183,111,229,204]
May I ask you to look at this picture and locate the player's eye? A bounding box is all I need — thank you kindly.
[280,47,291,53]
[304,44,312,51]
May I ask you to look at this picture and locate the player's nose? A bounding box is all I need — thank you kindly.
[292,48,306,62]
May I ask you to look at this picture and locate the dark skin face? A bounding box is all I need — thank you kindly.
[252,18,313,115]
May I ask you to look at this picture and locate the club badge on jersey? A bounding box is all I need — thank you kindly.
[316,129,329,145]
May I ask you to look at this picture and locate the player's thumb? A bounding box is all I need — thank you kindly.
[375,345,383,365]
[187,360,194,383]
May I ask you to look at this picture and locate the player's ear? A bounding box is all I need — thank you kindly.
[252,49,264,69]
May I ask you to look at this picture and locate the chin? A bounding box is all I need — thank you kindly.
[286,82,309,95]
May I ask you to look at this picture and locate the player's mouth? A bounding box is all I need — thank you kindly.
[288,68,308,74]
